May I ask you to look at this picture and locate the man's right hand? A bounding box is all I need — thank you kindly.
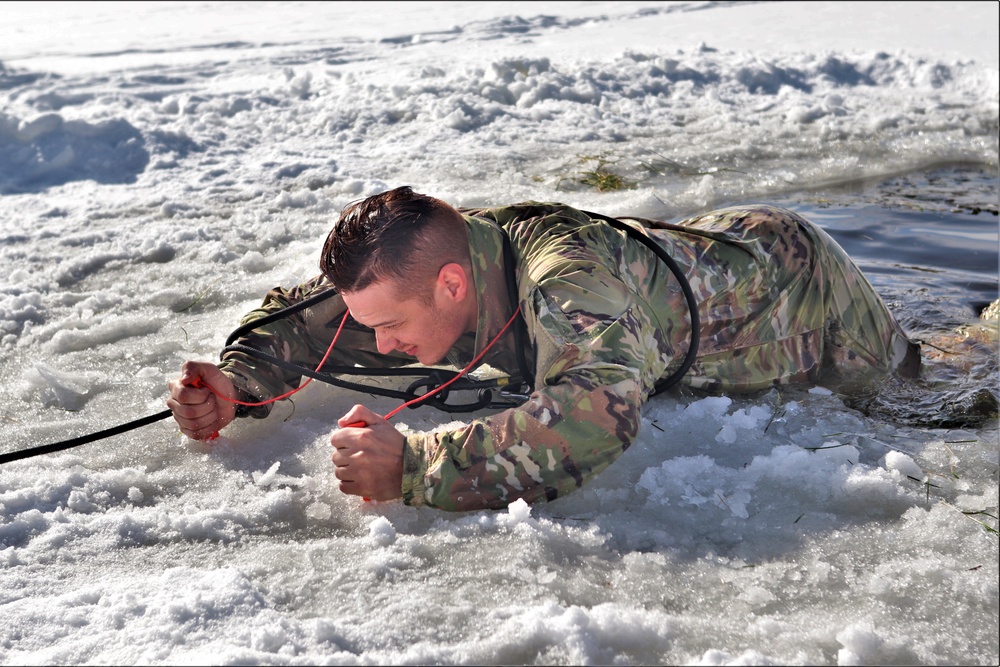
[166,361,238,440]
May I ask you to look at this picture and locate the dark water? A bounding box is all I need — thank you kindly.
[773,163,999,428]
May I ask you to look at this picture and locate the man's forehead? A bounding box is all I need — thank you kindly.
[342,280,412,325]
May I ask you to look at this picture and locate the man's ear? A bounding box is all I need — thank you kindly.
[436,262,469,303]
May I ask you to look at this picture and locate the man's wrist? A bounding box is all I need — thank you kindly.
[232,386,256,418]
[216,366,270,419]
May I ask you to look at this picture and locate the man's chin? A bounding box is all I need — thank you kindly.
[415,350,446,366]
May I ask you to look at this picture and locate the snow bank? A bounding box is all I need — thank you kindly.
[0,112,148,193]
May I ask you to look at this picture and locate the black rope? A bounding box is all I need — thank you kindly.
[585,212,700,394]
[225,286,340,347]
[0,409,173,465]
[501,230,535,393]
[1,328,524,466]
[499,211,700,395]
[223,343,525,412]
[223,343,422,401]
[222,285,529,406]
[3,211,701,464]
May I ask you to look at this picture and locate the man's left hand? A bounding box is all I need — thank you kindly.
[330,405,404,501]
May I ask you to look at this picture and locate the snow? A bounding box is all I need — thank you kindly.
[0,2,997,665]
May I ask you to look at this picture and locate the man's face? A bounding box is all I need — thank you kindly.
[342,276,470,366]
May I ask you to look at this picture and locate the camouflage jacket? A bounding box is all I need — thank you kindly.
[219,203,913,511]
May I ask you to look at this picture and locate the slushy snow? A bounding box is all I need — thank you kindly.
[0,2,997,665]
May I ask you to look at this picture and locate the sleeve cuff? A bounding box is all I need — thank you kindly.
[400,434,429,506]
[217,365,273,419]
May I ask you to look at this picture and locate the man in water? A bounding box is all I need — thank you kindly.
[167,187,920,511]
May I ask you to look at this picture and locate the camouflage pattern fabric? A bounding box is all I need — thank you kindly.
[218,203,919,511]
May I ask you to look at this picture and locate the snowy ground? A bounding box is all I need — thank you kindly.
[1,2,997,665]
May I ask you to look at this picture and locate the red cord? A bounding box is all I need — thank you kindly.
[196,305,522,502]
[205,305,355,408]
[202,305,523,421]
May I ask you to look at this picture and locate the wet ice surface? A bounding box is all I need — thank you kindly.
[0,2,997,664]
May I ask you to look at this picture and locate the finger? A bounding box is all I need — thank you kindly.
[168,381,212,406]
[167,404,211,432]
[166,397,215,421]
[178,360,210,388]
[329,429,348,452]
[175,413,221,438]
[178,413,222,440]
[195,364,237,399]
[337,404,384,428]
[331,448,351,466]
[175,362,235,401]
[329,419,369,450]
[337,479,362,496]
[332,465,353,482]
[185,407,222,431]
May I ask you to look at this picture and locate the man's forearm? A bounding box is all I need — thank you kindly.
[401,374,643,511]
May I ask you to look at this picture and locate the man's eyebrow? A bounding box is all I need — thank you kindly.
[357,315,400,329]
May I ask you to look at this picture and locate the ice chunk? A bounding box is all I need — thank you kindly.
[254,462,281,487]
[368,516,396,547]
[883,451,924,480]
[28,363,95,410]
[506,497,532,523]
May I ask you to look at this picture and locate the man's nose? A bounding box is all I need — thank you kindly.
[375,331,397,355]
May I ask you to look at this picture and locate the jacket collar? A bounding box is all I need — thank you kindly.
[444,215,518,372]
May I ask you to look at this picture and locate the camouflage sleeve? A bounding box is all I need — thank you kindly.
[217,274,409,418]
[217,275,341,418]
[400,262,669,511]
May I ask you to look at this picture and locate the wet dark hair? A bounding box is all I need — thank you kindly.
[320,186,470,300]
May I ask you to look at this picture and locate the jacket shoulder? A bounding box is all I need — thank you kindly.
[458,202,589,227]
